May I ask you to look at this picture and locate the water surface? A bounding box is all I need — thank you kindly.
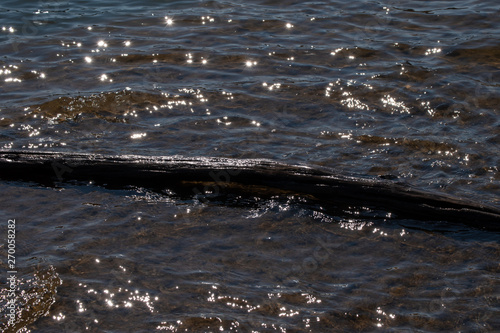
[0,0,499,331]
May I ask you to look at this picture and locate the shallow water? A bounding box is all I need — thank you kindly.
[1,182,498,332]
[0,0,499,331]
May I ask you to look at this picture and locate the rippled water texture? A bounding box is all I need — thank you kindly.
[0,183,499,332]
[0,0,499,331]
[1,0,499,203]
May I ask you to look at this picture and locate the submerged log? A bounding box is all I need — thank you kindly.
[0,150,499,231]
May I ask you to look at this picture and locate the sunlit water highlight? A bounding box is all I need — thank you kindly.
[0,0,499,331]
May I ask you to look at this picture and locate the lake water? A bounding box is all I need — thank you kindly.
[0,0,499,332]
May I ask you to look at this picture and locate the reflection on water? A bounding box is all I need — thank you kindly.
[1,12,498,202]
[0,0,499,331]
[0,266,62,332]
[0,182,498,332]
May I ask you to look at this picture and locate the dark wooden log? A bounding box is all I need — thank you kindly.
[1,150,499,231]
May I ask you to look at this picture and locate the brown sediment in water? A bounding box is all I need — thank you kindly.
[0,266,62,332]
[29,90,174,121]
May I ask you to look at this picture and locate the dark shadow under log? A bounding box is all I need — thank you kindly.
[0,150,499,231]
